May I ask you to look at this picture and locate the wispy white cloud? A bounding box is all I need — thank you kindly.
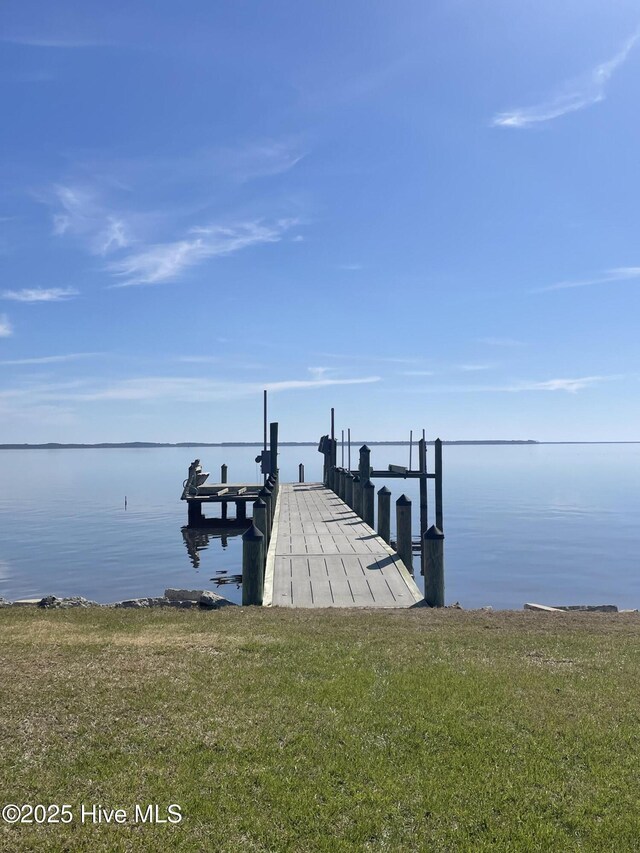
[458,363,494,372]
[0,352,102,366]
[492,30,639,128]
[0,315,13,337]
[477,337,524,347]
[216,139,306,182]
[45,374,381,403]
[537,266,640,292]
[2,287,79,303]
[109,219,298,286]
[1,36,111,48]
[413,376,613,394]
[50,184,133,255]
[400,370,434,377]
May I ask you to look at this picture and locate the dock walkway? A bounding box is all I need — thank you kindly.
[264,483,422,608]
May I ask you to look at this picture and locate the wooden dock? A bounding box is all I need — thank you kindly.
[263,483,423,608]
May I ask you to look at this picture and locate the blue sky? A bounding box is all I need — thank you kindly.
[1,0,640,442]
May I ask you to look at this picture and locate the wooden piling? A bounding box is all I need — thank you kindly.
[269,422,279,478]
[435,438,443,531]
[259,486,272,542]
[359,444,371,482]
[423,525,445,607]
[418,437,428,573]
[252,498,267,569]
[396,494,413,573]
[236,500,247,521]
[242,523,264,605]
[188,501,204,526]
[298,463,304,483]
[363,480,375,527]
[345,472,354,509]
[377,486,391,544]
[352,474,362,518]
[221,463,228,519]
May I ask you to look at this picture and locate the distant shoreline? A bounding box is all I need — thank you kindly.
[1,439,639,450]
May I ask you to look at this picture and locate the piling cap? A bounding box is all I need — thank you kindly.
[364,479,375,490]
[377,486,391,495]
[253,497,266,509]
[352,474,361,482]
[396,494,411,506]
[425,525,444,540]
[258,487,269,498]
[242,523,264,542]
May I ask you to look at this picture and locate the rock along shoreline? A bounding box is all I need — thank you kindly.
[0,588,236,610]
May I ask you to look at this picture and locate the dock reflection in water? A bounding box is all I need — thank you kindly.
[180,524,245,589]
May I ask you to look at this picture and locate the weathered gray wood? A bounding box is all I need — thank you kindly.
[269,421,279,477]
[396,494,413,574]
[363,480,375,527]
[298,463,304,483]
[345,472,354,509]
[524,603,564,612]
[423,525,444,607]
[242,524,264,605]
[259,486,272,542]
[435,438,443,531]
[352,474,362,518]
[252,498,267,570]
[236,500,246,521]
[221,464,228,483]
[359,445,371,482]
[388,464,407,474]
[264,483,421,608]
[377,486,391,544]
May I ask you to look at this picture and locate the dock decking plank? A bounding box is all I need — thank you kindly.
[264,483,422,609]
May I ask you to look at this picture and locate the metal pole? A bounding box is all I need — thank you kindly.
[263,389,268,485]
[409,430,413,471]
[341,429,344,467]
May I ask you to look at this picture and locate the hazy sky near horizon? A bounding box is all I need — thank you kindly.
[2,1,640,442]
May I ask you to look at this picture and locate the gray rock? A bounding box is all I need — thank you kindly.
[147,596,171,607]
[168,599,195,609]
[116,598,150,608]
[60,596,99,608]
[199,590,236,609]
[164,588,204,602]
[0,597,11,607]
[38,595,62,608]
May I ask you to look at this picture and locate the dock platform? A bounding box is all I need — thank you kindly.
[264,483,422,608]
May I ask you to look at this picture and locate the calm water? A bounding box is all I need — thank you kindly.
[0,444,639,610]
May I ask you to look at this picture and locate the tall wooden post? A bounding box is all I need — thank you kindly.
[345,472,354,509]
[359,444,371,483]
[377,486,391,544]
[418,437,428,574]
[269,422,279,478]
[259,486,272,543]
[298,463,304,483]
[423,525,445,607]
[236,499,246,521]
[363,480,375,527]
[242,524,264,605]
[221,463,228,520]
[252,498,267,571]
[396,494,413,574]
[352,474,362,518]
[435,438,443,531]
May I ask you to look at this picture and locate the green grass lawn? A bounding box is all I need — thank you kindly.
[0,607,639,852]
